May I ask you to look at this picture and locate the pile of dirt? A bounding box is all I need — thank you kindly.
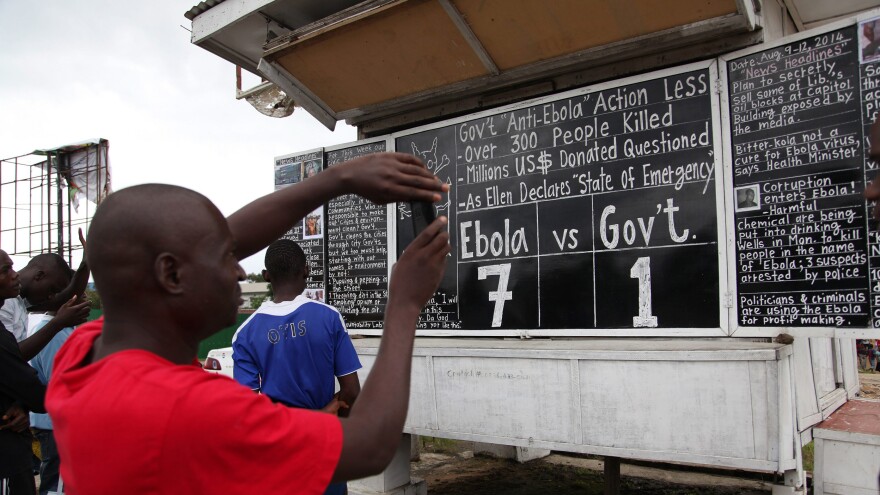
[417,458,765,495]
[860,372,880,399]
[412,440,771,495]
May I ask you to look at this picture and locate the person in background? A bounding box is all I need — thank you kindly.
[27,266,81,495]
[305,213,322,236]
[0,244,90,361]
[737,188,757,209]
[0,249,46,495]
[858,339,878,371]
[304,160,322,179]
[868,339,880,371]
[47,152,449,494]
[233,239,361,495]
[874,339,880,372]
[861,20,880,61]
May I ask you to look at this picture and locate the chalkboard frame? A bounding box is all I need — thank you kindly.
[324,137,394,336]
[273,146,327,291]
[389,59,731,337]
[719,8,880,339]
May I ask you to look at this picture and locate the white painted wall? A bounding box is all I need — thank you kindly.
[354,339,797,473]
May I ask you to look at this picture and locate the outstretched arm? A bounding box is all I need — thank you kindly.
[52,229,90,304]
[332,216,449,481]
[335,372,360,418]
[19,296,90,361]
[228,153,446,260]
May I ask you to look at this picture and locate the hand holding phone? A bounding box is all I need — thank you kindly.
[410,200,436,236]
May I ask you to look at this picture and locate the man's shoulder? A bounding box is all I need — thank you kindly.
[302,300,342,318]
[0,296,21,315]
[262,297,342,318]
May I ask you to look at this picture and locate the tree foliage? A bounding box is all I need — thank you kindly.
[84,288,102,310]
[249,294,268,309]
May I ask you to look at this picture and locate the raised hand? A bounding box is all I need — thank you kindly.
[54,295,91,328]
[338,153,448,205]
[320,396,350,415]
[389,216,450,317]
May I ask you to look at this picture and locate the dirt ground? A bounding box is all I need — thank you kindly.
[412,441,774,495]
[859,370,880,399]
[409,374,880,495]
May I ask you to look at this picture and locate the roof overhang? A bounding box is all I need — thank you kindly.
[186,0,878,131]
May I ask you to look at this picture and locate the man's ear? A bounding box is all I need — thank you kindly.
[261,269,272,283]
[33,270,46,281]
[304,265,310,279]
[155,253,184,294]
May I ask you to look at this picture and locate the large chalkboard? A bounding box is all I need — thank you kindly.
[396,62,725,332]
[274,149,326,291]
[270,13,880,336]
[725,20,880,329]
[325,140,390,329]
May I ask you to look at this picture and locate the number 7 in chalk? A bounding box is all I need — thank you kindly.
[630,257,658,328]
[478,263,512,328]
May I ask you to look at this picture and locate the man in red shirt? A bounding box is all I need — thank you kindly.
[47,153,450,494]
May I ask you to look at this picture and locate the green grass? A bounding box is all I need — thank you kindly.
[421,436,465,455]
[802,441,814,472]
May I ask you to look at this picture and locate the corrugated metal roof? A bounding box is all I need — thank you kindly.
[184,0,226,21]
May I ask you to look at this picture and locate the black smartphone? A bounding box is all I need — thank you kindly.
[410,200,436,236]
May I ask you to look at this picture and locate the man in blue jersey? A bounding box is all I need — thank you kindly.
[233,239,361,495]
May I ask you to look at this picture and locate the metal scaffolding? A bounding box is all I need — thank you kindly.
[0,139,110,267]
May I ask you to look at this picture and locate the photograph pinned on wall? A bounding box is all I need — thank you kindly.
[274,160,302,188]
[302,160,322,180]
[303,288,325,303]
[735,185,761,212]
[859,17,880,63]
[303,206,324,239]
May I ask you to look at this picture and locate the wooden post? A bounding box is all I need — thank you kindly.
[604,456,621,495]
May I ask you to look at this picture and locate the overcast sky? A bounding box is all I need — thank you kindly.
[0,1,356,274]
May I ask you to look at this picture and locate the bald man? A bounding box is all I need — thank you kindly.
[46,153,449,494]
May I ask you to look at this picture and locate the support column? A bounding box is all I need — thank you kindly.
[771,469,806,494]
[604,456,620,495]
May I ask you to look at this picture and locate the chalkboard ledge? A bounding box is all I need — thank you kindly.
[352,338,789,361]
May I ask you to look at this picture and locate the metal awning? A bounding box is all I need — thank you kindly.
[186,0,878,130]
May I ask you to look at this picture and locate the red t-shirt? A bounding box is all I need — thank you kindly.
[47,319,343,494]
